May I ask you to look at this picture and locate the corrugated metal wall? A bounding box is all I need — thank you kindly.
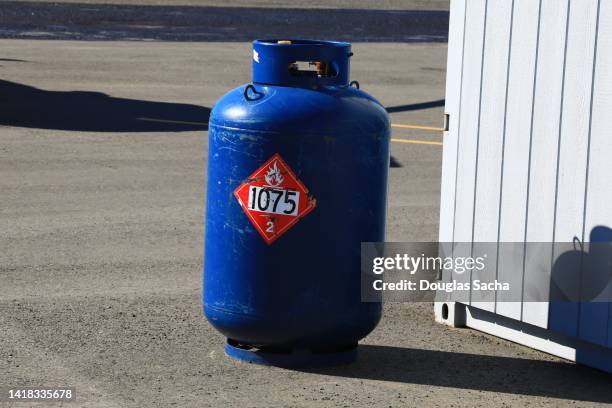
[440,0,612,348]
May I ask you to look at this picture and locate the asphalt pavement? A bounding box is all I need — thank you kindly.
[4,0,450,10]
[0,4,611,407]
[0,1,448,41]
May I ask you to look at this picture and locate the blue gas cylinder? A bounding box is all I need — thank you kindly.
[204,39,390,366]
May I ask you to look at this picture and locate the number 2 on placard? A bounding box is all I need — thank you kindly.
[266,220,274,233]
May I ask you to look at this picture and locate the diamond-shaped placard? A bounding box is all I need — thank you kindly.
[233,153,316,244]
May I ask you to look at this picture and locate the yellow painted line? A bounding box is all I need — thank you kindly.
[138,117,207,126]
[391,138,443,146]
[140,117,444,131]
[137,118,444,148]
[391,123,445,132]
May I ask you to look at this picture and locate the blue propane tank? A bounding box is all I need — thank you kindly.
[204,39,390,366]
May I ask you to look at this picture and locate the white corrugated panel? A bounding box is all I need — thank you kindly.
[438,0,611,371]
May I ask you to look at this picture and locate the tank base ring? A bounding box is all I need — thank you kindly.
[224,339,358,367]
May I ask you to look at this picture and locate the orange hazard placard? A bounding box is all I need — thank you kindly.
[234,153,316,244]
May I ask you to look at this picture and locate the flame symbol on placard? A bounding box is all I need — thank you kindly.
[264,161,284,187]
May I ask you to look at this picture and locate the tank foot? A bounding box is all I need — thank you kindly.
[224,339,358,368]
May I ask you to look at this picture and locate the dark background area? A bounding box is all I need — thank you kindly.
[0,1,449,42]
